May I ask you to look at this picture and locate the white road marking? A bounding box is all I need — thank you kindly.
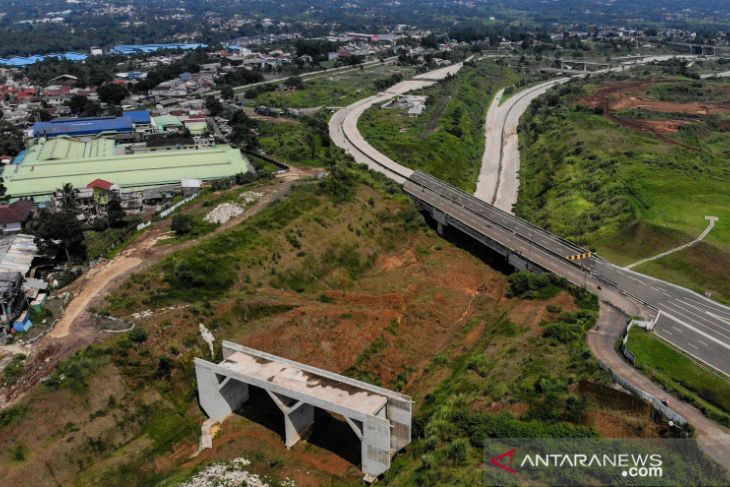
[662,302,730,342]
[677,297,730,320]
[697,340,709,348]
[664,330,673,336]
[677,299,730,324]
[688,343,700,350]
[659,311,730,352]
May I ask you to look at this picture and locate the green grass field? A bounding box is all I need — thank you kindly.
[517,78,730,302]
[246,63,416,109]
[256,115,332,167]
[628,327,730,426]
[358,60,518,191]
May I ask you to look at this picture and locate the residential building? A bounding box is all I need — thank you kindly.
[0,200,32,233]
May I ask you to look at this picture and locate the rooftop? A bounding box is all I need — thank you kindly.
[0,234,38,275]
[32,111,152,138]
[0,200,32,224]
[3,136,251,200]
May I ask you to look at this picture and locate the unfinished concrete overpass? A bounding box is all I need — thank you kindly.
[195,341,412,482]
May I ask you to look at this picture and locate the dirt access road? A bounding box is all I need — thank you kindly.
[0,170,316,408]
[475,78,568,211]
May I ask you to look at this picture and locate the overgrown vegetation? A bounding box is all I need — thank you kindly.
[246,63,415,108]
[1,354,26,386]
[105,162,416,313]
[517,76,730,302]
[358,60,519,191]
[256,113,334,167]
[380,272,690,485]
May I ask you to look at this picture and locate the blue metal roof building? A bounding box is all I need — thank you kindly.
[123,110,152,124]
[32,110,151,138]
[112,43,207,55]
[0,52,88,67]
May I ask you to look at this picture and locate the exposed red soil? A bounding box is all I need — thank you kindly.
[508,290,577,335]
[581,78,730,143]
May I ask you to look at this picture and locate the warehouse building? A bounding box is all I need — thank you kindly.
[3,136,251,201]
[32,110,152,139]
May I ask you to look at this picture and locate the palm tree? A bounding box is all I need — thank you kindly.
[58,183,78,214]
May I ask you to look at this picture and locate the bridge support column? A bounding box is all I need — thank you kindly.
[267,391,315,449]
[430,209,448,235]
[195,366,249,421]
[361,413,392,482]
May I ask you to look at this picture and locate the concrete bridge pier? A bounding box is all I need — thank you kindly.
[195,366,249,421]
[266,391,315,448]
[195,343,413,482]
[432,208,448,235]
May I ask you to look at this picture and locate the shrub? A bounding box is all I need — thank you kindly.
[10,442,27,462]
[165,254,236,297]
[171,214,193,236]
[2,354,26,386]
[445,438,470,466]
[129,327,148,343]
[0,405,28,429]
[46,347,109,393]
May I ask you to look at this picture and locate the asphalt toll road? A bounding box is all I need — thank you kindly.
[590,261,730,377]
[332,54,730,377]
[329,62,467,183]
[471,54,730,376]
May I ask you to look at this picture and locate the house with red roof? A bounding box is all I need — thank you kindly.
[0,200,32,234]
[86,178,119,192]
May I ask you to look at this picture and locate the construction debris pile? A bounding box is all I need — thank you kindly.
[240,191,264,204]
[204,203,244,225]
[177,458,295,487]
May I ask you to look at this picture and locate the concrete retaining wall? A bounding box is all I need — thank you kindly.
[598,362,687,426]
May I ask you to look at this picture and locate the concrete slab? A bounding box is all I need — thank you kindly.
[220,351,387,416]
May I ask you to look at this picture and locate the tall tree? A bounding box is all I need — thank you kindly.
[97,84,129,105]
[68,94,89,114]
[221,84,234,100]
[31,209,84,262]
[205,96,223,116]
[0,121,23,156]
[107,199,125,228]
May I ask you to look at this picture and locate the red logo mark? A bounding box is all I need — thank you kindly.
[491,448,517,474]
